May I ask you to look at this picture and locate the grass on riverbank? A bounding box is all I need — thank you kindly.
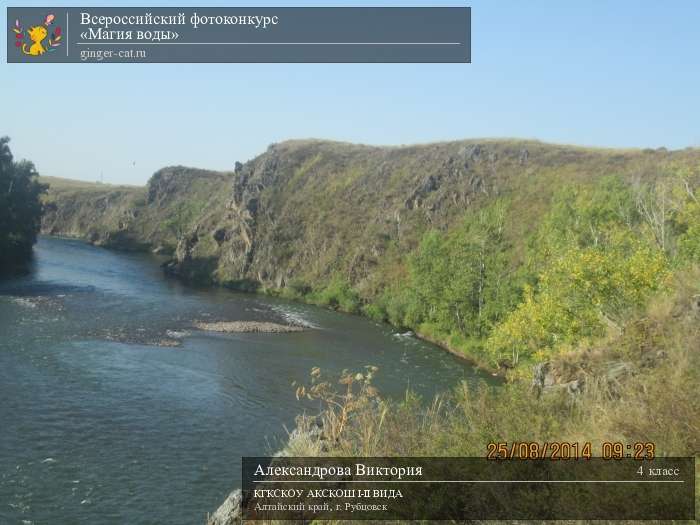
[293,268,699,461]
[266,271,700,525]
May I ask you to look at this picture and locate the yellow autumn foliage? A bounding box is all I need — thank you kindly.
[486,239,668,366]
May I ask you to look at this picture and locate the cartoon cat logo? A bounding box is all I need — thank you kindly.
[12,14,62,56]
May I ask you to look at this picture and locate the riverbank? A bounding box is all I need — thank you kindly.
[205,267,700,523]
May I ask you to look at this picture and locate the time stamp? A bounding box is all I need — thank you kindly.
[486,441,656,460]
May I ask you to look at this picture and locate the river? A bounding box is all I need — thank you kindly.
[0,237,493,524]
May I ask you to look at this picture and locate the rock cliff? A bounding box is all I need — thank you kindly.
[41,139,699,295]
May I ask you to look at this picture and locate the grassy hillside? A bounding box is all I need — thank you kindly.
[41,139,700,373]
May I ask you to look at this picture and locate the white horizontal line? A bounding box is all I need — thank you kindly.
[75,42,462,45]
[253,480,685,483]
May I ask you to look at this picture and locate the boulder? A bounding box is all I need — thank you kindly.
[206,489,241,525]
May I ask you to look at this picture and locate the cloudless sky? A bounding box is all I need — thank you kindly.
[2,0,700,185]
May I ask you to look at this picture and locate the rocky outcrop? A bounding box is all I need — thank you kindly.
[532,361,585,398]
[41,184,147,250]
[206,489,241,525]
[206,416,325,524]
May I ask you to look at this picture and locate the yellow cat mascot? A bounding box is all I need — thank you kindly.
[22,25,48,56]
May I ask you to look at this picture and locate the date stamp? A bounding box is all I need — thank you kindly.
[486,441,656,460]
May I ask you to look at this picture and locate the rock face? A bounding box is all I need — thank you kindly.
[40,168,228,255]
[206,489,241,525]
[41,184,147,250]
[206,416,325,524]
[40,139,700,294]
[532,359,639,398]
[691,294,700,314]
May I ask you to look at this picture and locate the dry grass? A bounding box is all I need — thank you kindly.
[40,175,140,191]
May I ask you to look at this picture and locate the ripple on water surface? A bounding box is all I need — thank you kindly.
[0,237,495,524]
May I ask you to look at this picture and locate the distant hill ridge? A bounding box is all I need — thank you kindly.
[41,138,698,289]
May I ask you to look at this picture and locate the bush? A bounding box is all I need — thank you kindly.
[361,302,386,322]
[486,240,669,366]
[676,200,700,263]
[279,278,312,300]
[312,277,361,313]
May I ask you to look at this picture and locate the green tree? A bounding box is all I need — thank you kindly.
[0,137,46,272]
[408,200,517,339]
[529,175,639,266]
[487,241,668,366]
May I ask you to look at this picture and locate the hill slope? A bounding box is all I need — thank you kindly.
[41,139,700,368]
[41,140,696,281]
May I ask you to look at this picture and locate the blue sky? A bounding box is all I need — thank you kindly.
[2,0,700,185]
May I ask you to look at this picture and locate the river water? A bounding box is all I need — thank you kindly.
[0,237,493,524]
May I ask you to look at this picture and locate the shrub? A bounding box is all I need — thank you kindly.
[361,302,386,322]
[313,277,361,313]
[486,241,669,366]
